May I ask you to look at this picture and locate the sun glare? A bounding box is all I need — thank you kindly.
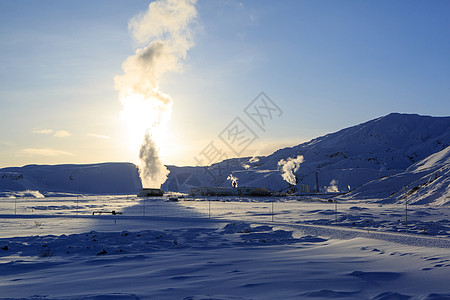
[120,93,172,157]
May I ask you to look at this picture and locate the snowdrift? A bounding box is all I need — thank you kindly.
[0,163,142,196]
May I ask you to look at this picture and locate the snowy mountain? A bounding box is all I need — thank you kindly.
[1,113,448,202]
[163,113,450,199]
[0,163,142,196]
[341,145,450,205]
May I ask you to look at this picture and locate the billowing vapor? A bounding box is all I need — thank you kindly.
[139,133,169,187]
[278,155,304,185]
[326,179,339,193]
[227,173,239,188]
[114,0,197,188]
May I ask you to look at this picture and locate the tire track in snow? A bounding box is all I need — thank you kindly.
[266,221,450,248]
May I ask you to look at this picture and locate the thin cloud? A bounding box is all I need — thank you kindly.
[87,133,110,139]
[32,129,71,138]
[0,139,14,147]
[32,129,54,135]
[19,148,75,157]
[53,130,71,138]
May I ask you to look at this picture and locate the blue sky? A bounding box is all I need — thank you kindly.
[0,0,449,167]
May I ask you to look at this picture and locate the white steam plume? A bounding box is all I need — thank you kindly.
[227,173,239,188]
[326,179,339,193]
[139,133,170,188]
[114,0,197,188]
[278,155,304,185]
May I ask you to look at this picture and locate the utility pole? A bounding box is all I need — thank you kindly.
[315,170,319,193]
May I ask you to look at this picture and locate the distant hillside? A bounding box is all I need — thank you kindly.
[1,113,449,204]
[0,163,142,196]
[163,113,450,204]
[340,145,450,205]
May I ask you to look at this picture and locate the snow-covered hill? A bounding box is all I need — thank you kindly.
[341,145,450,205]
[1,113,448,202]
[0,163,142,196]
[163,113,450,200]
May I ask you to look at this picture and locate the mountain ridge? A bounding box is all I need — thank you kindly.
[340,145,450,205]
[163,113,450,205]
[0,162,142,196]
[1,113,449,205]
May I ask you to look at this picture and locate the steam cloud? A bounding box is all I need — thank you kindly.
[278,155,304,185]
[114,0,197,188]
[139,133,170,188]
[227,173,239,188]
[326,179,339,193]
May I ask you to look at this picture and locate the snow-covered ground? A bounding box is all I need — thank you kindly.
[1,195,449,299]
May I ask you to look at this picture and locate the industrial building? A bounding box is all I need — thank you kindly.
[190,186,271,197]
[297,184,311,193]
[137,188,164,197]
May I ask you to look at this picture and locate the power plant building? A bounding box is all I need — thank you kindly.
[190,186,271,197]
[137,188,164,197]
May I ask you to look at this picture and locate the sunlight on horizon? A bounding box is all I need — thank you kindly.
[0,1,448,168]
[119,93,172,157]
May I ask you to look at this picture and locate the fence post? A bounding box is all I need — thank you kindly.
[405,187,408,232]
[334,200,337,225]
[271,200,274,222]
[406,200,408,232]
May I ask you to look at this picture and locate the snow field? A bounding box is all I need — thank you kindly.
[2,195,450,238]
[178,197,450,238]
[0,196,449,299]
